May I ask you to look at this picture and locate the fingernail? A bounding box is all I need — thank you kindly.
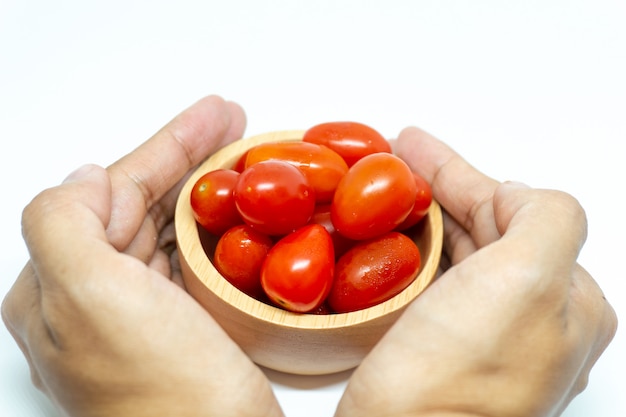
[62,164,99,184]
[502,180,531,189]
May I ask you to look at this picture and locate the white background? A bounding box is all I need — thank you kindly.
[1,1,624,416]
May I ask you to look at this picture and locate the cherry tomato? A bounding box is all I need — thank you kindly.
[231,149,249,173]
[234,160,316,235]
[309,204,356,259]
[303,121,392,166]
[190,169,242,235]
[261,224,335,313]
[309,302,333,315]
[213,225,273,300]
[396,172,433,231]
[331,153,417,240]
[245,141,348,203]
[327,232,421,313]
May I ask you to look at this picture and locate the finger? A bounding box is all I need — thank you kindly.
[1,262,49,393]
[493,181,588,268]
[20,164,144,348]
[479,181,592,310]
[441,211,479,265]
[22,164,114,292]
[106,96,247,250]
[395,126,501,248]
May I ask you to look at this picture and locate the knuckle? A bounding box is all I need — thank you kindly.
[22,187,61,224]
[21,185,78,239]
[537,189,588,243]
[548,190,587,224]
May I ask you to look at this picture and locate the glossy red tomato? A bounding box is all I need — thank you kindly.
[396,172,433,231]
[213,225,273,300]
[231,149,249,173]
[327,232,421,313]
[261,224,335,313]
[309,204,356,259]
[190,169,242,235]
[303,121,392,167]
[234,160,316,235]
[331,153,417,240]
[244,141,348,203]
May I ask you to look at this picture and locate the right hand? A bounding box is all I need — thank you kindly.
[336,127,617,417]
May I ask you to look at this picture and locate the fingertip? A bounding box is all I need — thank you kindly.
[500,180,531,190]
[395,125,449,182]
[62,163,107,184]
[223,100,247,146]
[395,126,427,152]
[397,125,426,139]
[225,100,246,126]
[395,127,423,170]
[191,95,247,148]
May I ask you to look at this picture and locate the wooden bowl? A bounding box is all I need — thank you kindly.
[175,130,443,375]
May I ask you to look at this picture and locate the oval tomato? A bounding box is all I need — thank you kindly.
[331,153,417,240]
[190,169,242,235]
[234,160,315,235]
[231,149,249,173]
[396,172,433,231]
[327,232,421,313]
[261,224,335,313]
[309,204,356,259]
[303,121,391,167]
[244,141,348,203]
[213,225,273,300]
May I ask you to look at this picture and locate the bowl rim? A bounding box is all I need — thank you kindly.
[175,130,443,330]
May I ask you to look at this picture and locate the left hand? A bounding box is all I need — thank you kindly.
[2,96,284,417]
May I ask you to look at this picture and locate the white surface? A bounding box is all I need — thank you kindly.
[1,1,624,416]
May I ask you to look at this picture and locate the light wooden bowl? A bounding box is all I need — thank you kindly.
[175,130,443,375]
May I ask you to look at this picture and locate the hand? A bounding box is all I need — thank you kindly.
[2,96,284,417]
[336,127,617,417]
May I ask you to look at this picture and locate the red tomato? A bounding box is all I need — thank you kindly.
[327,232,421,313]
[261,224,335,313]
[396,172,433,231]
[309,302,333,315]
[231,149,249,173]
[190,169,242,235]
[303,121,391,167]
[309,204,356,259]
[331,153,417,240]
[234,160,316,236]
[213,225,273,300]
[244,141,348,203]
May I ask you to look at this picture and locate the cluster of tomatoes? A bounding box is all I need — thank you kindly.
[190,122,432,314]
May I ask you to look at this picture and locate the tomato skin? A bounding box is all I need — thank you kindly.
[331,153,417,240]
[234,160,316,236]
[190,169,242,235]
[309,204,356,259]
[213,225,273,300]
[328,232,421,313]
[245,141,349,203]
[303,121,391,167]
[396,172,433,231]
[232,149,249,173]
[261,224,335,313]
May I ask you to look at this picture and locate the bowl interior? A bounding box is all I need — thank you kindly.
[175,130,443,329]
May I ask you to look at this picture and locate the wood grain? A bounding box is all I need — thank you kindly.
[175,130,443,375]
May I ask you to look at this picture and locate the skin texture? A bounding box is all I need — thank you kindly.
[1,99,617,417]
[334,127,618,417]
[1,96,284,417]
